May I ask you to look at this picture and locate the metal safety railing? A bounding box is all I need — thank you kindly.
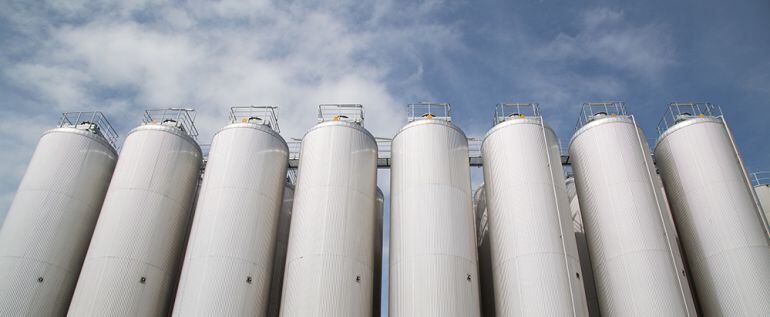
[58,111,119,148]
[751,171,770,187]
[318,104,364,125]
[143,108,199,138]
[575,101,628,131]
[229,106,280,132]
[494,103,540,125]
[656,102,722,135]
[407,102,451,122]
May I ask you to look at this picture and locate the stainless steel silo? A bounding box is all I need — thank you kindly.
[68,109,203,316]
[373,187,384,317]
[654,103,770,316]
[569,102,694,316]
[474,185,496,317]
[482,103,587,316]
[267,182,294,317]
[0,112,118,316]
[751,172,770,231]
[389,103,480,317]
[565,177,600,317]
[280,105,378,317]
[172,107,289,316]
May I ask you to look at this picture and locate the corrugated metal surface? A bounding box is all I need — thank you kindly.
[0,128,117,316]
[755,185,770,231]
[172,123,288,316]
[389,119,480,317]
[266,183,294,317]
[654,117,770,316]
[280,121,378,317]
[482,118,588,316]
[474,185,496,317]
[373,188,384,317]
[68,124,202,316]
[565,178,601,317]
[569,116,693,316]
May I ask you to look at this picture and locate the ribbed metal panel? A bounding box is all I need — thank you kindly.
[755,185,770,231]
[373,188,384,317]
[266,183,294,317]
[172,123,288,316]
[654,117,770,316]
[474,185,496,317]
[482,118,588,317]
[68,124,202,316]
[280,121,378,317]
[389,119,480,317]
[0,128,117,316]
[565,178,601,317]
[569,116,693,316]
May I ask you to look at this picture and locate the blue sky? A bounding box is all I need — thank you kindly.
[1,0,769,315]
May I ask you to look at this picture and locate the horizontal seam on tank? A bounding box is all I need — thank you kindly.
[12,188,99,211]
[391,253,477,267]
[390,183,469,191]
[84,255,166,271]
[689,244,770,264]
[285,253,371,269]
[0,255,78,275]
[291,184,377,196]
[185,254,271,268]
[590,248,672,266]
[107,188,189,207]
[491,251,577,270]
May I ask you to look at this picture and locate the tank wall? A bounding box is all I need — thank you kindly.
[569,118,692,316]
[389,120,480,317]
[172,124,288,316]
[473,186,496,317]
[280,122,378,317]
[654,118,770,316]
[565,177,601,317]
[0,129,117,316]
[482,120,587,316]
[755,185,770,232]
[68,125,202,316]
[373,188,384,317]
[266,183,294,317]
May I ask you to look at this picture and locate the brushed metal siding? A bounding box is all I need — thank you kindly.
[68,124,202,316]
[654,117,770,316]
[0,128,117,316]
[172,123,288,316]
[266,183,294,317]
[482,118,588,317]
[389,119,480,317]
[280,121,378,317]
[569,117,693,316]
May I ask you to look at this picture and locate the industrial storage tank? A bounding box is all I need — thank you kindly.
[751,172,770,230]
[373,187,384,317]
[390,103,480,317]
[173,107,289,316]
[266,182,295,317]
[280,105,378,317]
[68,109,203,316]
[0,112,118,316]
[568,102,694,316]
[654,103,770,316]
[473,185,496,317]
[565,177,600,317]
[482,103,587,316]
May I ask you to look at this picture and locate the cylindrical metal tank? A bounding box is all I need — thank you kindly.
[569,111,693,316]
[390,119,480,317]
[654,114,770,316]
[0,119,118,316]
[280,120,378,317]
[474,185,496,317]
[266,183,294,317]
[482,117,588,316]
[172,122,289,316]
[373,187,384,317]
[565,177,600,317]
[756,184,770,229]
[68,121,202,316]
